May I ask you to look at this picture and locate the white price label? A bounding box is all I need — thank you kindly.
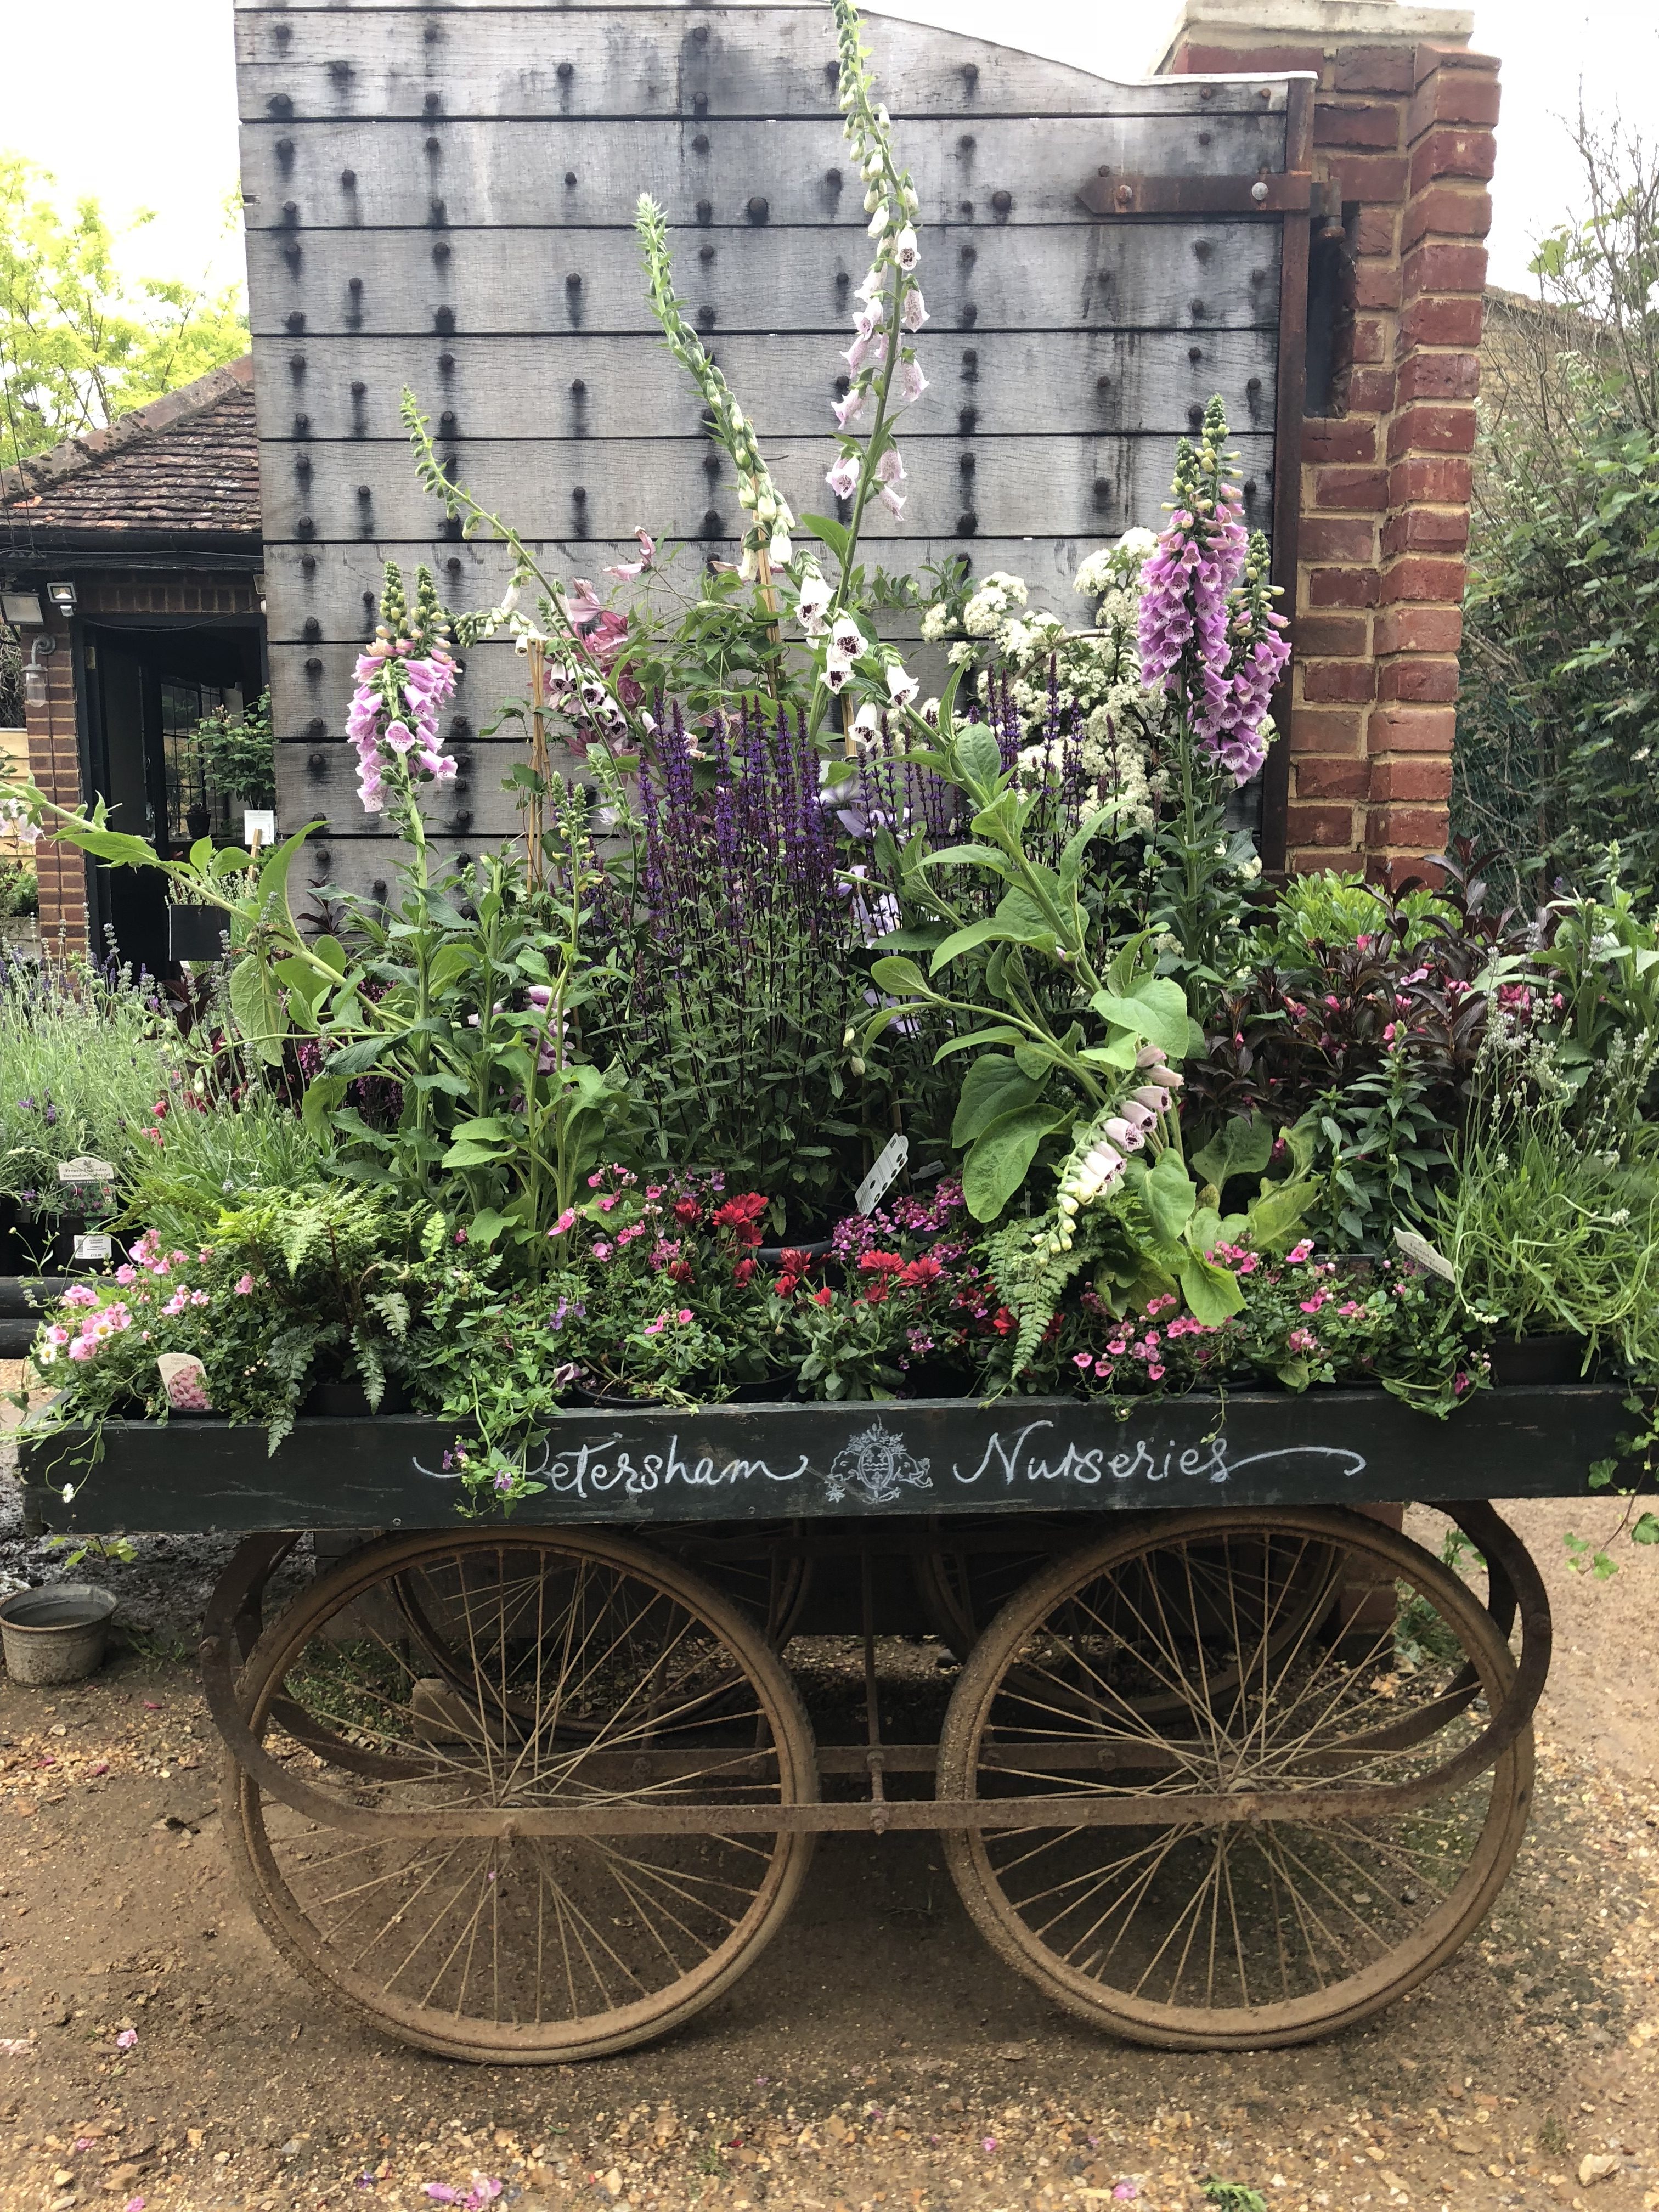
[242,809,276,850]
[57,1156,115,1187]
[72,1234,112,1263]
[855,1132,910,1216]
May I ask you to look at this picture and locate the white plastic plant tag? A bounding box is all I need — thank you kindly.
[242,808,276,850]
[1392,1226,1457,1283]
[72,1234,112,1263]
[157,1354,213,1414]
[855,1132,910,1216]
[57,1156,115,1187]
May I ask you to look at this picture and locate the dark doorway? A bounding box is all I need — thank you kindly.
[82,617,264,976]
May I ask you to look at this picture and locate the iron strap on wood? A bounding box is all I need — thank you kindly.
[1075,170,1313,217]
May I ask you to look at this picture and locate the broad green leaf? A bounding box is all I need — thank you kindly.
[1077,1034,1139,1071]
[917,843,1014,882]
[300,1073,348,1137]
[1177,1250,1245,1326]
[70,826,167,871]
[227,952,289,1068]
[962,1103,1060,1222]
[1140,1148,1197,1246]
[1190,1113,1273,1193]
[870,954,934,998]
[1244,1175,1317,1252]
[327,1034,393,1079]
[931,1025,1027,1063]
[800,512,851,563]
[951,1054,1045,1148]
[444,1141,507,1169]
[1058,806,1119,890]
[466,1207,514,1246]
[954,724,1003,792]
[930,917,1011,974]
[1012,1041,1052,1082]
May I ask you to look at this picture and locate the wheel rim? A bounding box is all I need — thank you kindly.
[225,1529,815,2061]
[938,1508,1531,2049]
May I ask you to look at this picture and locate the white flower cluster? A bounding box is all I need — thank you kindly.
[961,572,1029,637]
[1032,1048,1186,1262]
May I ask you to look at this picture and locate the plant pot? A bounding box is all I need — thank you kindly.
[0,1583,117,1686]
[302,1379,413,1417]
[1489,1334,1593,1387]
[755,1238,834,1266]
[167,905,230,963]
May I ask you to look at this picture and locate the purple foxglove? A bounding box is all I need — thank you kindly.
[382,720,420,755]
[1122,1100,1156,1131]
[1130,1085,1172,1115]
[825,452,861,500]
[1102,1117,1144,1153]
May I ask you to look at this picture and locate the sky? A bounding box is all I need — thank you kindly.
[0,0,1655,304]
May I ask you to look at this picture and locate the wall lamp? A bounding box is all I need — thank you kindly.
[46,580,77,618]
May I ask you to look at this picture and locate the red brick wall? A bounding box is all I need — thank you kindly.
[20,570,261,950]
[1164,29,1499,880]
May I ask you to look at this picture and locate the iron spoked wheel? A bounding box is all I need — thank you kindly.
[936,1506,1532,2050]
[221,1528,816,2062]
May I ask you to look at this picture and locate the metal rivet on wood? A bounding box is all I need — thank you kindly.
[340,169,356,189]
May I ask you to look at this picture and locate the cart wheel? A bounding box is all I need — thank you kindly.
[221,1528,816,2062]
[936,1506,1532,2049]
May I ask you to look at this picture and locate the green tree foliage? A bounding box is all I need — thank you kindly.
[0,154,247,469]
[1455,115,1659,890]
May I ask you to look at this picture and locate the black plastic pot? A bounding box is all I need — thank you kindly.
[1489,1334,1593,1387]
[167,905,230,963]
[301,1378,413,1417]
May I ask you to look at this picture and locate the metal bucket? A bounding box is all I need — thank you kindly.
[0,1583,117,1685]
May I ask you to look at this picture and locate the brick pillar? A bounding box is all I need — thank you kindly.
[1156,2,1499,881]
[20,611,88,954]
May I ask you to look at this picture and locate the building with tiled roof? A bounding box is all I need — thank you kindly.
[1,356,264,968]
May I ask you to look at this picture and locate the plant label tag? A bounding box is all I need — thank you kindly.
[855,1132,909,1216]
[72,1234,112,1263]
[57,1157,115,1187]
[242,809,276,850]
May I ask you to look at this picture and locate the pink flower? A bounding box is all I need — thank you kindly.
[825,453,861,501]
[592,1242,612,1262]
[1286,1239,1314,1265]
[549,1209,577,1238]
[234,1273,255,1295]
[382,720,420,755]
[676,1308,692,1325]
[1073,1352,1093,1369]
[115,1265,137,1286]
[61,1285,99,1308]
[115,2028,137,2050]
[602,527,656,583]
[893,356,928,407]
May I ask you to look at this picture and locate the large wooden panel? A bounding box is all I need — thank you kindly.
[235,10,1289,122]
[238,3,1299,848]
[246,223,1283,341]
[253,328,1277,444]
[241,112,1287,233]
[264,431,1276,542]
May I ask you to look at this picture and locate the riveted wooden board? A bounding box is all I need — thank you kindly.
[239,6,1305,859]
[235,10,1290,122]
[252,330,1278,443]
[264,431,1277,542]
[19,1387,1630,1537]
[247,222,1284,339]
[241,112,1288,233]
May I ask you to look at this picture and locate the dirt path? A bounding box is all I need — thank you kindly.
[0,1405,1653,2212]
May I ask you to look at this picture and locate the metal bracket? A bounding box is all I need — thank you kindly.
[1077,168,1313,217]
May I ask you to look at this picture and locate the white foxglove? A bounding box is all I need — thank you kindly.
[831,614,865,658]
[885,661,918,706]
[825,453,861,501]
[902,287,928,331]
[893,225,919,271]
[893,356,929,408]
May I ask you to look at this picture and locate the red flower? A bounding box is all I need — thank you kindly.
[776,1273,800,1297]
[673,1197,702,1226]
[732,1256,756,1287]
[858,1250,906,1276]
[991,1307,1015,1336]
[863,1279,890,1305]
[713,1192,770,1249]
[780,1248,815,1276]
[898,1255,944,1290]
[811,1286,834,1307]
[667,1259,693,1284]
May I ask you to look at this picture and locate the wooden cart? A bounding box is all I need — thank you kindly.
[18,1386,1632,2062]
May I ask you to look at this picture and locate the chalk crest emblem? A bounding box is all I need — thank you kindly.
[826,1422,932,1506]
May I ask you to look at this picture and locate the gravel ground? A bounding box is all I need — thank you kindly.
[0,1374,1655,2212]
